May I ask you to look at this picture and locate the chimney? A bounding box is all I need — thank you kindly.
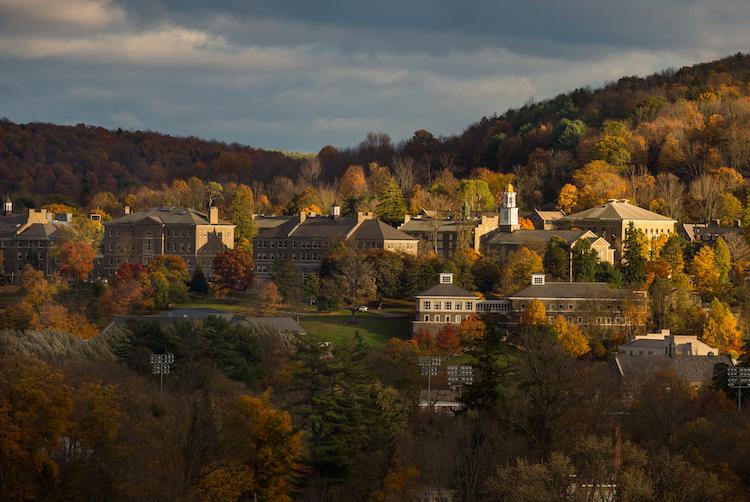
[357,211,374,224]
[332,204,341,219]
[299,210,307,224]
[124,205,131,215]
[403,214,411,225]
[209,206,219,224]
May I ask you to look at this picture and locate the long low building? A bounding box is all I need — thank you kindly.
[413,272,645,333]
[252,207,418,278]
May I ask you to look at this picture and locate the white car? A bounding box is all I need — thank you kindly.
[357,305,369,312]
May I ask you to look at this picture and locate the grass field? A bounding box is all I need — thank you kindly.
[300,313,411,348]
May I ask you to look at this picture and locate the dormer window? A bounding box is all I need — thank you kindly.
[440,272,454,284]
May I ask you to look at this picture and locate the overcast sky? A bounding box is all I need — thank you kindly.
[0,0,747,151]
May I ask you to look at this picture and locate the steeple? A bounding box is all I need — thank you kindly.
[499,183,519,232]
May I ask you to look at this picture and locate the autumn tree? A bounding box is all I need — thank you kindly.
[551,315,589,357]
[0,356,73,499]
[557,183,578,214]
[435,324,461,354]
[200,393,301,502]
[338,165,367,201]
[148,255,189,307]
[458,315,486,346]
[500,247,543,294]
[252,281,282,316]
[690,245,720,298]
[572,160,628,209]
[702,298,742,357]
[521,299,548,327]
[212,249,255,292]
[57,241,95,282]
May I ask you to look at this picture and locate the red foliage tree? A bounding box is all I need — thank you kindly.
[212,249,255,292]
[435,324,460,354]
[57,241,95,282]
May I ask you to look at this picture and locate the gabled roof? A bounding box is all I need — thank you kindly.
[562,200,675,222]
[352,219,417,241]
[416,282,477,298]
[482,229,593,246]
[16,223,66,240]
[509,281,639,300]
[108,207,231,226]
[533,209,564,221]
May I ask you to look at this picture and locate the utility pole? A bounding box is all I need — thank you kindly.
[569,248,573,283]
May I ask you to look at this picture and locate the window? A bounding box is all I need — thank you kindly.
[533,275,544,285]
[521,304,526,310]
[466,302,473,311]
[423,300,431,310]
[441,275,451,284]
[455,315,461,323]
[445,301,452,310]
[145,232,152,252]
[445,315,451,323]
[424,315,429,321]
[434,315,441,322]
[548,316,554,322]
[577,317,583,323]
[434,302,442,310]
[455,302,462,310]
[568,304,573,310]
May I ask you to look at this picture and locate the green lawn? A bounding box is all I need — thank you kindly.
[300,313,411,348]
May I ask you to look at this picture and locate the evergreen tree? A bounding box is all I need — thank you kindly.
[543,237,570,281]
[229,184,256,252]
[188,265,210,294]
[714,236,731,286]
[621,222,646,286]
[376,177,407,226]
[460,319,507,414]
[572,239,598,281]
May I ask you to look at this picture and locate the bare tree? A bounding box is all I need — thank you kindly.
[625,166,656,208]
[298,157,322,187]
[392,156,415,196]
[690,174,721,223]
[655,173,685,221]
[723,233,750,263]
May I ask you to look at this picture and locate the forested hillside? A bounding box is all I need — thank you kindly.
[4,52,750,222]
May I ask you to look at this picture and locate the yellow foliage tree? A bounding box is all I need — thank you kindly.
[521,299,547,327]
[458,315,486,345]
[370,464,422,502]
[501,247,544,295]
[702,298,742,357]
[200,393,302,502]
[557,183,578,214]
[551,315,589,357]
[690,246,720,297]
[572,160,628,209]
[338,165,367,200]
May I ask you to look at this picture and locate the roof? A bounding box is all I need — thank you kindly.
[254,214,413,241]
[416,282,477,298]
[482,229,593,246]
[399,218,483,233]
[562,200,675,222]
[533,209,564,221]
[351,219,417,241]
[619,339,665,352]
[614,354,731,384]
[509,282,639,300]
[0,212,67,240]
[107,207,232,226]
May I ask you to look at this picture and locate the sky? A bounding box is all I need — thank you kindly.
[0,1,748,152]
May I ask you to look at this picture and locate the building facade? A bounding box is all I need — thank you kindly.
[481,228,615,264]
[253,209,418,278]
[559,199,676,260]
[101,206,234,278]
[399,214,499,258]
[0,203,70,283]
[412,272,478,334]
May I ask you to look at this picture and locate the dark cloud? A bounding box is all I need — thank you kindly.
[0,0,747,150]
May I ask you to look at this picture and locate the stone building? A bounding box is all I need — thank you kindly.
[505,273,647,327]
[0,200,71,282]
[253,208,418,278]
[618,329,719,357]
[398,214,499,258]
[558,199,676,260]
[481,228,615,264]
[100,206,234,278]
[412,272,478,334]
[530,209,564,230]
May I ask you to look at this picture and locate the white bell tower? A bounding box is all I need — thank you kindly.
[3,196,11,216]
[499,183,519,232]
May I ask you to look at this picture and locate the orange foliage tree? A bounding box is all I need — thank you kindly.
[57,241,96,282]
